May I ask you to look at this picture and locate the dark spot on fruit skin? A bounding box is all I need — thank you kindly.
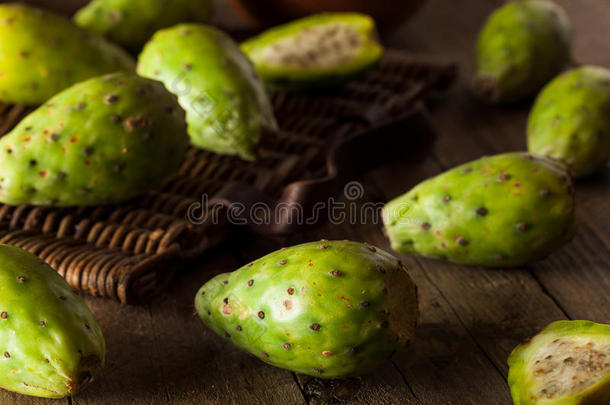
[455,236,468,246]
[104,94,119,104]
[498,173,511,182]
[6,148,12,154]
[462,167,472,173]
[225,332,231,338]
[184,63,192,70]
[59,296,66,301]
[365,243,376,252]
[348,347,358,355]
[261,352,269,358]
[75,102,85,110]
[16,276,25,283]
[258,311,265,319]
[111,115,121,123]
[377,265,386,274]
[236,325,242,332]
[57,172,66,180]
[279,259,287,265]
[443,195,451,202]
[287,288,295,295]
[1,312,7,319]
[223,297,229,304]
[318,244,328,249]
[322,350,333,357]
[283,343,291,350]
[329,269,341,277]
[50,134,59,141]
[83,147,93,156]
[539,189,550,197]
[313,369,323,374]
[4,352,9,358]
[476,207,488,216]
[421,222,431,230]
[124,115,150,132]
[360,301,370,307]
[516,222,529,232]
[247,280,254,286]
[29,159,36,166]
[39,321,46,327]
[114,163,124,174]
[310,323,321,331]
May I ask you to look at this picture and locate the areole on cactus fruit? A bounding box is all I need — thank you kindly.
[241,13,384,90]
[508,320,610,405]
[0,245,105,398]
[0,3,134,105]
[195,240,419,378]
[382,152,575,267]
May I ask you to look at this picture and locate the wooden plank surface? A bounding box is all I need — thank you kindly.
[2,0,609,404]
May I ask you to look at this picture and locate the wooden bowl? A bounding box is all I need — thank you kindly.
[226,0,428,31]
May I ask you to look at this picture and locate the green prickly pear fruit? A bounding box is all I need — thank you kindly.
[0,3,134,106]
[0,245,105,398]
[527,66,610,179]
[241,13,384,91]
[195,240,419,378]
[137,24,277,160]
[74,0,213,51]
[0,72,188,206]
[382,152,575,267]
[507,320,610,405]
[473,0,571,104]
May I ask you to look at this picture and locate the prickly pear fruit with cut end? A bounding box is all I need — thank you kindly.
[0,72,188,206]
[473,0,571,104]
[74,0,213,51]
[528,66,610,179]
[137,24,277,160]
[0,3,134,106]
[382,152,575,267]
[241,13,384,90]
[508,320,610,405]
[0,245,105,398]
[195,240,419,378]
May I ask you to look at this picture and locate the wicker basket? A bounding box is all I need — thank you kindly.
[0,51,455,303]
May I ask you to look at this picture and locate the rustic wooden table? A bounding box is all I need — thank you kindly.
[4,0,609,404]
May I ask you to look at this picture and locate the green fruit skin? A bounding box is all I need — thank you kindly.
[508,320,610,405]
[0,72,188,206]
[241,13,384,91]
[382,152,575,267]
[195,240,419,378]
[74,0,213,51]
[0,3,134,106]
[0,245,105,398]
[137,24,277,160]
[474,0,571,104]
[528,66,610,179]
